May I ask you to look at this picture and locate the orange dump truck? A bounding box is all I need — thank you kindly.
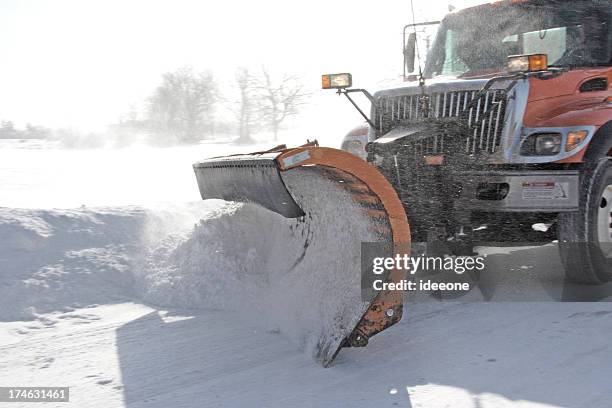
[194,0,611,366]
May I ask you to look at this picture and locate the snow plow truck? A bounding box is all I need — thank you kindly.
[194,0,612,366]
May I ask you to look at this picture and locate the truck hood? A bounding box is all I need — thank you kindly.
[373,75,493,98]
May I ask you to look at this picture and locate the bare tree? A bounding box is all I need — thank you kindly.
[233,67,258,144]
[255,68,308,141]
[147,66,218,144]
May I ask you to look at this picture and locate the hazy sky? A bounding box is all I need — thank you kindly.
[0,0,482,137]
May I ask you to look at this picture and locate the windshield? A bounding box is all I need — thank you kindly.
[424,0,612,79]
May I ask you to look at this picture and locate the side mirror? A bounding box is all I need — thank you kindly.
[404,32,417,74]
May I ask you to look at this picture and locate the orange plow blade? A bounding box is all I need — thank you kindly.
[193,145,410,366]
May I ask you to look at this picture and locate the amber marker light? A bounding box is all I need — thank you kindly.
[566,130,588,152]
[507,54,548,73]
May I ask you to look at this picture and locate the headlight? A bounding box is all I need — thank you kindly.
[322,73,352,89]
[535,134,562,155]
[520,133,562,156]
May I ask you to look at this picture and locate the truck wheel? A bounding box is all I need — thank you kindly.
[558,158,612,284]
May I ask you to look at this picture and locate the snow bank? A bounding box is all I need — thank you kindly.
[0,172,383,361]
[0,207,142,321]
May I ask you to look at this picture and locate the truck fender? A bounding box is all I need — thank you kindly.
[583,121,612,162]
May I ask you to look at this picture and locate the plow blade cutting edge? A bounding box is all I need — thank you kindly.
[193,145,410,367]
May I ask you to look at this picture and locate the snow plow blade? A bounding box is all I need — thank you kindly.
[193,144,410,367]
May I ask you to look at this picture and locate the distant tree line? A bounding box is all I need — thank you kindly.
[0,120,107,148]
[115,65,309,145]
[0,66,309,146]
[0,121,51,139]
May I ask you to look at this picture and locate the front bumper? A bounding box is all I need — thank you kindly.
[453,170,580,213]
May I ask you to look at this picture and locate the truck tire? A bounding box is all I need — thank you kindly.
[558,158,612,284]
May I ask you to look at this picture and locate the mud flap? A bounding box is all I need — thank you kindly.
[193,146,410,366]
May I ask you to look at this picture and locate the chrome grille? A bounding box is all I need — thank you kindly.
[376,89,508,155]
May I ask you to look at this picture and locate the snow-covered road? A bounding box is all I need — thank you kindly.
[3,299,612,407]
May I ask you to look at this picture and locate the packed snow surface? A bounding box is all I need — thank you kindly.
[1,140,612,407]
